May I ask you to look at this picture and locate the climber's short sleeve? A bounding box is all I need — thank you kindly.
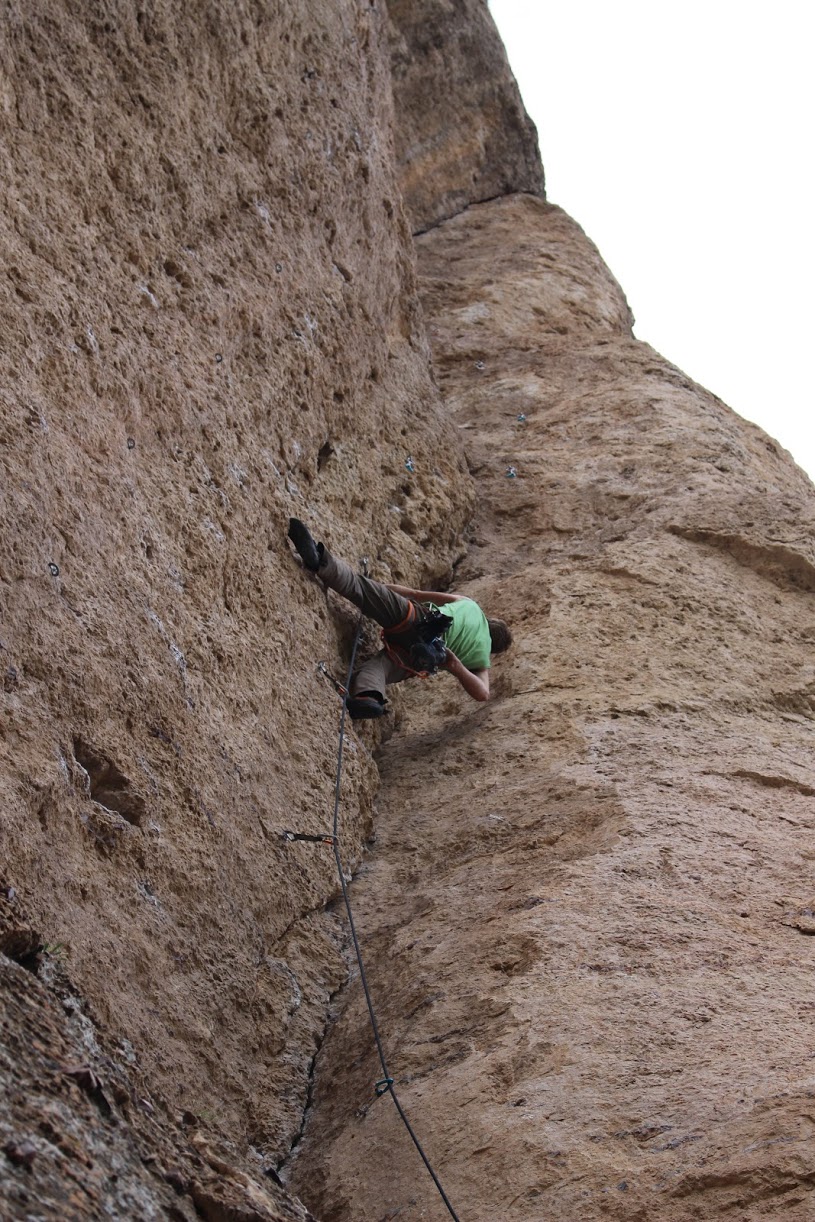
[428,598,492,670]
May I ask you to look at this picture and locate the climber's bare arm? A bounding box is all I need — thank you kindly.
[385,583,464,604]
[443,650,490,702]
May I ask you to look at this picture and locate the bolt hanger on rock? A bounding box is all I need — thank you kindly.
[282,829,337,846]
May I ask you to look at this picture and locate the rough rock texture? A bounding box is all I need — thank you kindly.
[0,2,472,1217]
[5,1,815,1221]
[290,198,815,1219]
[387,0,544,232]
[0,926,315,1222]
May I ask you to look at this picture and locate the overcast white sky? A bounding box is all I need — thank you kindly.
[488,0,815,482]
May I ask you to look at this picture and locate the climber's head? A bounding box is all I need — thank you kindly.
[488,618,512,654]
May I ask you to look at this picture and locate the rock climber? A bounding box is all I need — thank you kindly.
[287,518,512,719]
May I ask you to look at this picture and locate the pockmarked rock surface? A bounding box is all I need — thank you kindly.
[0,2,472,1217]
[0,929,318,1222]
[290,186,815,1222]
[4,1,815,1220]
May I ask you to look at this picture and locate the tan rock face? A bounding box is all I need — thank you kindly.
[291,196,815,1219]
[4,2,815,1221]
[0,2,472,1215]
[387,0,544,232]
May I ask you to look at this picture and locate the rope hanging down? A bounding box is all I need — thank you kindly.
[326,583,462,1222]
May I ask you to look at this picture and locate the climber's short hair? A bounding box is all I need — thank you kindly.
[488,618,512,654]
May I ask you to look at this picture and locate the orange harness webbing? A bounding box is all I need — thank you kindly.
[382,633,431,679]
[386,600,419,635]
[382,602,431,678]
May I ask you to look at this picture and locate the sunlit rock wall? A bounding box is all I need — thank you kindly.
[289,6,815,1222]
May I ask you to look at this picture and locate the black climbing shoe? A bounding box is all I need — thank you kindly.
[287,518,322,571]
[347,692,386,721]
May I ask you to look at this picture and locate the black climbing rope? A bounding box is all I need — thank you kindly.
[325,587,462,1221]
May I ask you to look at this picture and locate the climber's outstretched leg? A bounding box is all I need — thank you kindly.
[288,518,413,717]
[288,518,414,628]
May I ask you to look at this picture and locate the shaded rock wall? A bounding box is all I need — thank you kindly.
[0,2,472,1217]
[387,0,544,232]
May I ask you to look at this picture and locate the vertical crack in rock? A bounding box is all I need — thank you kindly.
[275,969,346,1184]
[387,0,545,231]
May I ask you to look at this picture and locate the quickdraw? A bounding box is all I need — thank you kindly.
[282,829,337,846]
[317,660,348,697]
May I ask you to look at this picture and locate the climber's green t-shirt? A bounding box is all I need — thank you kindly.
[427,598,491,670]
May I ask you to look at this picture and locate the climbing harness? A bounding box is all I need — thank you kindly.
[290,584,461,1221]
[381,604,454,679]
[383,634,446,678]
